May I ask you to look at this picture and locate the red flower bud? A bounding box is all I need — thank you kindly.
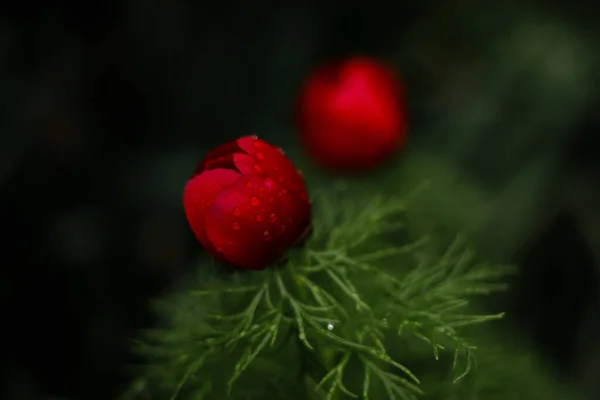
[183,136,311,270]
[296,57,408,172]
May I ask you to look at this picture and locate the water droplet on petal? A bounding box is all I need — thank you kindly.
[217,246,223,252]
[255,214,262,222]
[277,147,285,154]
[280,225,286,233]
[245,181,253,188]
[277,176,284,182]
[250,196,260,206]
[232,222,240,230]
[263,230,271,241]
[297,170,303,176]
[251,134,258,139]
[280,187,286,195]
[255,152,264,160]
[270,213,277,222]
[253,164,262,173]
[253,140,261,148]
[327,323,334,331]
[233,207,241,216]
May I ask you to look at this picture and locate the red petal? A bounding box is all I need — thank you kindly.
[183,168,241,260]
[275,182,311,242]
[232,153,256,175]
[203,174,303,270]
[237,136,307,194]
[195,140,243,174]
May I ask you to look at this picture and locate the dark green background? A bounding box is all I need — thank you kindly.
[1,1,599,399]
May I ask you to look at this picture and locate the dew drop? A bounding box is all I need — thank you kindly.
[233,207,241,216]
[297,169,303,176]
[255,214,262,222]
[280,225,286,233]
[277,176,284,182]
[253,140,261,148]
[255,152,264,160]
[216,246,223,252]
[277,147,285,155]
[250,196,260,206]
[251,134,258,139]
[232,222,240,230]
[263,230,271,241]
[327,323,334,331]
[253,164,262,173]
[245,181,253,188]
[270,213,277,222]
[280,187,287,195]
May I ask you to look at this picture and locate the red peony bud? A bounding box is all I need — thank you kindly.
[183,136,311,270]
[296,57,408,172]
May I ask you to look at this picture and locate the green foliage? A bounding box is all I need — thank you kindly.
[420,336,580,400]
[121,184,516,400]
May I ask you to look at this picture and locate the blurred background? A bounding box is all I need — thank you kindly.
[1,0,599,399]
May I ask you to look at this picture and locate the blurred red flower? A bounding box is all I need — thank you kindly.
[296,57,408,172]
